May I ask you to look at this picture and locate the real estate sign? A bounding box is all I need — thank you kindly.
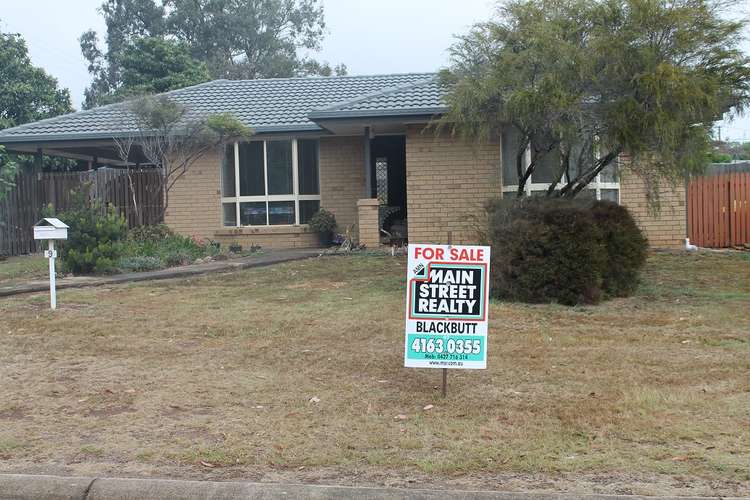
[404,244,491,369]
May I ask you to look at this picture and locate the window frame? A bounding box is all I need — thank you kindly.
[501,139,620,203]
[221,139,321,227]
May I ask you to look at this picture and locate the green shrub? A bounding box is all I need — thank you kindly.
[118,256,163,272]
[485,197,647,305]
[590,200,649,296]
[308,209,337,233]
[55,188,128,274]
[487,197,606,305]
[120,231,205,267]
[127,224,174,243]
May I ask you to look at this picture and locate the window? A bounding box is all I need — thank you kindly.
[221,139,321,226]
[500,126,620,201]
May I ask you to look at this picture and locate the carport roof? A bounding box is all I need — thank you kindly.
[0,73,448,144]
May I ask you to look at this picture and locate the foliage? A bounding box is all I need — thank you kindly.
[487,197,605,305]
[710,140,750,162]
[93,37,210,105]
[709,151,733,163]
[80,0,346,107]
[121,229,217,268]
[308,208,337,233]
[55,188,128,274]
[590,201,648,297]
[0,146,16,201]
[118,255,163,272]
[0,24,78,173]
[441,0,750,203]
[228,242,243,253]
[0,28,72,129]
[113,95,252,219]
[127,223,174,242]
[485,197,647,305]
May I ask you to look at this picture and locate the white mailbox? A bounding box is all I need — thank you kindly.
[33,218,68,310]
[33,218,69,241]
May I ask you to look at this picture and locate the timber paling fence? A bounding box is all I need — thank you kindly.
[0,168,163,256]
[688,171,750,248]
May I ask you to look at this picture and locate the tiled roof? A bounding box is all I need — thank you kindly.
[308,76,447,119]
[0,73,447,143]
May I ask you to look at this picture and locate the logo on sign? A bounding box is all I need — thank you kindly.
[409,264,486,320]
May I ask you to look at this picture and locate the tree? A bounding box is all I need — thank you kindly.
[113,95,252,219]
[81,0,345,107]
[441,0,750,203]
[93,37,211,106]
[0,25,74,197]
[0,29,72,129]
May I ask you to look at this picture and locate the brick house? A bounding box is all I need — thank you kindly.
[0,73,686,249]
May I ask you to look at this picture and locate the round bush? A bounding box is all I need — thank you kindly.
[589,200,648,297]
[488,197,606,305]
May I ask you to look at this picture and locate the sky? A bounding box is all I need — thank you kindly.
[1,0,749,141]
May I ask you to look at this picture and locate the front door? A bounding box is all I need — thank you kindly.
[370,136,407,242]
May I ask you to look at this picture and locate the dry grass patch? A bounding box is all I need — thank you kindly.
[0,254,48,287]
[0,251,748,495]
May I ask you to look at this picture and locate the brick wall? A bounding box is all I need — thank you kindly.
[165,145,329,249]
[405,126,502,244]
[213,226,318,249]
[165,150,222,238]
[620,165,687,249]
[319,135,365,240]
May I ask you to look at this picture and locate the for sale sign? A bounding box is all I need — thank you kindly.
[404,244,491,369]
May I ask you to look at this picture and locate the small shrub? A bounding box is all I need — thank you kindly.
[127,224,173,243]
[55,187,128,275]
[228,242,243,253]
[163,248,195,267]
[590,201,648,296]
[308,209,337,233]
[121,230,207,268]
[118,256,163,272]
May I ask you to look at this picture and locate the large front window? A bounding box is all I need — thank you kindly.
[221,139,320,226]
[501,128,619,201]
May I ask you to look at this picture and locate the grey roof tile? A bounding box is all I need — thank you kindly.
[0,73,445,143]
[309,76,448,119]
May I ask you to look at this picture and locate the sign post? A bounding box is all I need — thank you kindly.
[404,241,491,395]
[33,218,69,311]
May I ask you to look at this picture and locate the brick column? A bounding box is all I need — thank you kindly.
[357,198,380,248]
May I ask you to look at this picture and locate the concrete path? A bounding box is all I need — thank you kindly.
[0,475,746,500]
[0,248,322,298]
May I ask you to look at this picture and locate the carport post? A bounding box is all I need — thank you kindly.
[364,126,372,197]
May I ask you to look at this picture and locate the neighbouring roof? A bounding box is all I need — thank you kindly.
[0,73,448,144]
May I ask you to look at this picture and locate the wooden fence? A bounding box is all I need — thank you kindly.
[688,172,750,248]
[0,168,163,256]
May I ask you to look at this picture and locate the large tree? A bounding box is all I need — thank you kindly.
[0,26,74,198]
[87,36,212,106]
[441,0,750,202]
[0,30,72,129]
[81,0,346,108]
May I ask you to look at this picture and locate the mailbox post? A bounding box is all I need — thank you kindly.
[33,218,69,310]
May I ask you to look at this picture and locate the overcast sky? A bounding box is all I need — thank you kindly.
[2,0,749,141]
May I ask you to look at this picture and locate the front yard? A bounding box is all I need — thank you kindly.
[0,252,748,496]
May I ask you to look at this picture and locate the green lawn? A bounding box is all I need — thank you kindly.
[0,252,748,496]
